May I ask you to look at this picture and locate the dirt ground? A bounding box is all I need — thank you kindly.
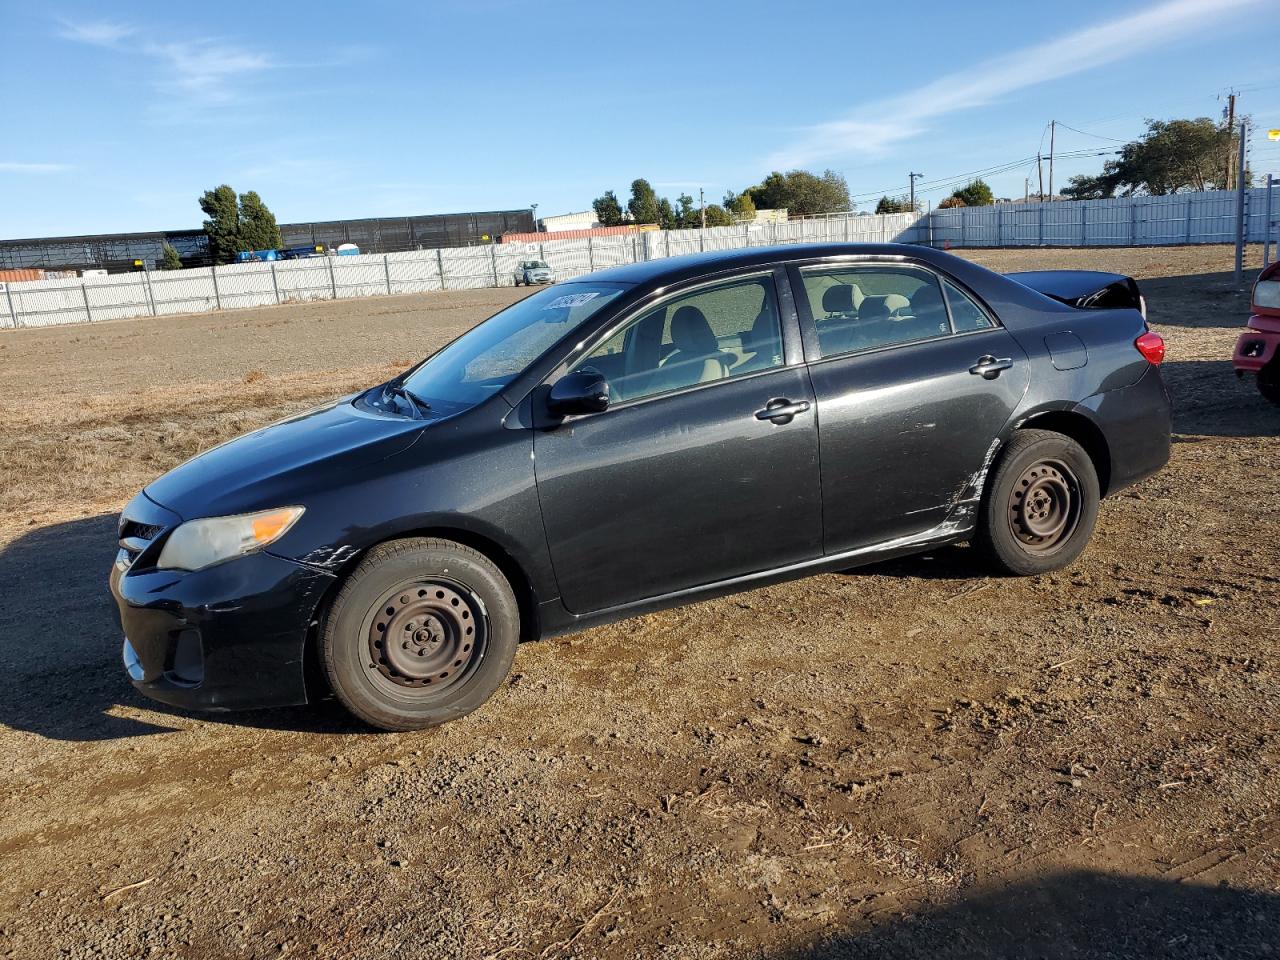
[0,245,1276,959]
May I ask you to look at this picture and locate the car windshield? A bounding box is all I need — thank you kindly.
[395,282,627,413]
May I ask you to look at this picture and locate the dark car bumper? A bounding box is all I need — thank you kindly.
[1077,364,1171,495]
[109,549,334,712]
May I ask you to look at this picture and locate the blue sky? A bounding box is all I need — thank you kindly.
[2,0,1279,239]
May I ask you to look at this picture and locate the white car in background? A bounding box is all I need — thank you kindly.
[514,260,555,286]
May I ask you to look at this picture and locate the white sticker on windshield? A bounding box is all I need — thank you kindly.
[543,292,600,310]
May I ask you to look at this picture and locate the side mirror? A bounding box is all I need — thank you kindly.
[548,368,610,417]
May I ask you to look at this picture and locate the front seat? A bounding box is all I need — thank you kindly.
[657,305,732,392]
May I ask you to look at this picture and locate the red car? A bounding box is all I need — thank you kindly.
[1234,261,1280,404]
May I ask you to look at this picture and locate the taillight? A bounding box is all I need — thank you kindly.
[1135,331,1165,365]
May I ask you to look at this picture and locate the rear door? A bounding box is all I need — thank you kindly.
[791,261,1030,553]
[533,269,823,614]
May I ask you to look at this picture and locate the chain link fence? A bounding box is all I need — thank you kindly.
[2,188,1276,329]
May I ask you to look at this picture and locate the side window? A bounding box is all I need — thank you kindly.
[800,265,952,359]
[574,275,784,403]
[943,279,995,332]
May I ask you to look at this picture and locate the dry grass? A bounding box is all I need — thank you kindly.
[0,363,406,522]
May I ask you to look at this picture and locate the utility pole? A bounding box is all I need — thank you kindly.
[1234,119,1248,283]
[1024,177,1030,203]
[1048,120,1056,200]
[908,171,924,211]
[1224,91,1237,190]
[1037,154,1044,201]
[699,188,705,229]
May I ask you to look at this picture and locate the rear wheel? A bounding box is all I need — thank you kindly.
[321,538,519,731]
[977,429,1100,576]
[1259,362,1280,405]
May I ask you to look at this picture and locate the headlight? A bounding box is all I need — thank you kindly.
[1254,279,1280,310]
[157,506,305,571]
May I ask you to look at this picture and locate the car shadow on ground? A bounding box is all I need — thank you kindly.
[770,869,1279,960]
[0,514,365,742]
[1140,268,1257,330]
[1163,358,1277,437]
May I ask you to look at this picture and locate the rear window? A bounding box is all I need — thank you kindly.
[799,264,952,358]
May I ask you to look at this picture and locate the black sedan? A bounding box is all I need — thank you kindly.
[110,244,1171,730]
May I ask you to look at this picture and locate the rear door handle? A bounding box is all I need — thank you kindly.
[969,355,1013,379]
[755,398,811,424]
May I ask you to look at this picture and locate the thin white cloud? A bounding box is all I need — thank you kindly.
[769,0,1265,168]
[57,19,137,46]
[0,162,72,174]
[144,40,271,103]
[57,19,271,104]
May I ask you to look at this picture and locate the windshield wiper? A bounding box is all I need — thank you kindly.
[382,382,432,418]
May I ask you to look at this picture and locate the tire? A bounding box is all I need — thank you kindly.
[1259,363,1280,406]
[976,429,1100,576]
[321,538,519,731]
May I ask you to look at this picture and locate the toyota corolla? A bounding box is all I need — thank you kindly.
[110,244,1171,731]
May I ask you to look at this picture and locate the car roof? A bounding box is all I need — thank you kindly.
[580,242,938,289]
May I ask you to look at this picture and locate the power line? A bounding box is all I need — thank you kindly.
[1055,121,1128,143]
[847,149,1118,205]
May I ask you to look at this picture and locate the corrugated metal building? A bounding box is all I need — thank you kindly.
[0,209,535,273]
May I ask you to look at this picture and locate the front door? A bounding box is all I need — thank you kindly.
[790,262,1030,553]
[533,271,823,614]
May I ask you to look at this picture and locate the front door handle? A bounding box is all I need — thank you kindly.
[969,355,1013,379]
[755,398,811,424]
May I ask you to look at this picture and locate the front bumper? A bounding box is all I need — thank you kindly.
[1232,315,1280,374]
[109,548,334,712]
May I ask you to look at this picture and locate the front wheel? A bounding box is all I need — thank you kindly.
[321,538,520,731]
[976,429,1100,576]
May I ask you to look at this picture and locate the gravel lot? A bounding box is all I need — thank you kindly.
[1,245,1276,959]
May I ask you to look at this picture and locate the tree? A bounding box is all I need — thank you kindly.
[627,178,661,225]
[1061,117,1240,199]
[160,243,183,270]
[937,196,966,209]
[676,193,700,229]
[592,190,625,226]
[238,190,282,252]
[703,204,733,227]
[950,178,994,207]
[724,190,757,222]
[656,197,677,230]
[198,185,283,264]
[875,195,914,214]
[199,184,241,265]
[744,169,850,217]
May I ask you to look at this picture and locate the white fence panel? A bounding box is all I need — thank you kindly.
[275,258,333,303]
[332,254,391,300]
[4,189,1277,329]
[9,276,94,326]
[386,250,443,295]
[150,266,218,315]
[212,262,278,311]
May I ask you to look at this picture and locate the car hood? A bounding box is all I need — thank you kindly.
[145,396,425,521]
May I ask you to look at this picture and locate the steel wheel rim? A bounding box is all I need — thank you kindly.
[366,579,487,694]
[1007,458,1080,553]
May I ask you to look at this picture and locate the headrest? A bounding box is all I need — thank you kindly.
[859,296,891,321]
[822,284,856,314]
[671,305,717,355]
